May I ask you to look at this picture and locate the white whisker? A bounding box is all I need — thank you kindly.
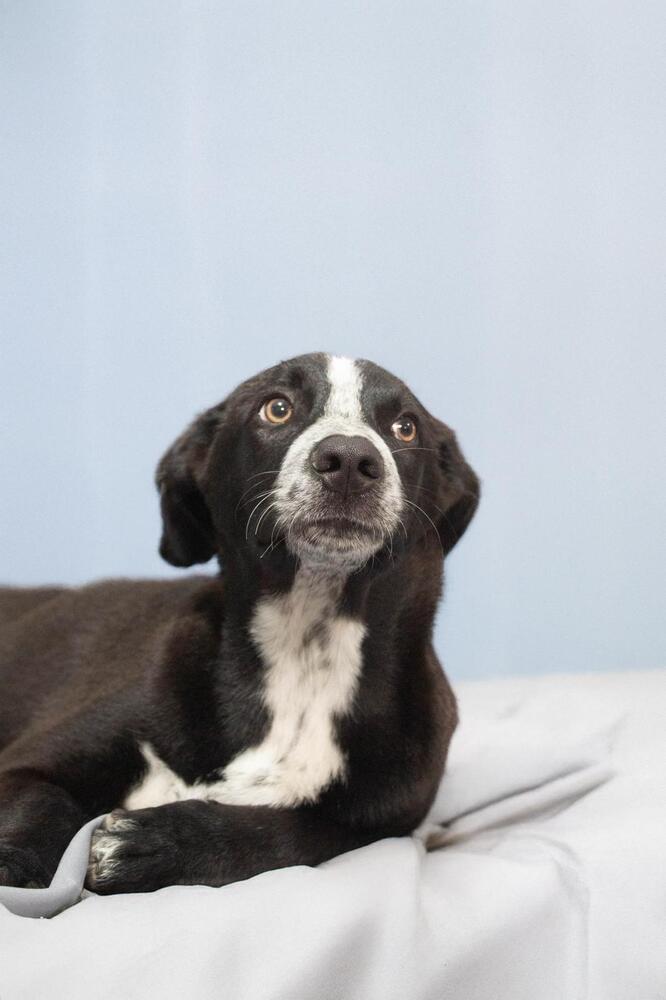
[255,500,280,536]
[245,492,278,541]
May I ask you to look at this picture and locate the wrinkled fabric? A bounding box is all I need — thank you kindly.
[1,670,664,1000]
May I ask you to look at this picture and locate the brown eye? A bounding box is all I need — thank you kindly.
[391,415,417,443]
[260,397,293,425]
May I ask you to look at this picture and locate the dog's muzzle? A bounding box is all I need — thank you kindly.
[273,426,403,567]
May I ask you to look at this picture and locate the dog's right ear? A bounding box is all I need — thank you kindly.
[155,404,225,567]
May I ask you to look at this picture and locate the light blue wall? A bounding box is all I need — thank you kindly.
[1,2,664,679]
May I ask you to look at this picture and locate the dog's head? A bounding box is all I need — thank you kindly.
[156,354,479,573]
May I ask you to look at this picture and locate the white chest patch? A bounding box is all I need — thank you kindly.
[124,568,365,810]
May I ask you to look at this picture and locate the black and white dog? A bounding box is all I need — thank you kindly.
[0,353,479,894]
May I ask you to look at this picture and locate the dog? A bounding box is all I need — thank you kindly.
[0,353,479,894]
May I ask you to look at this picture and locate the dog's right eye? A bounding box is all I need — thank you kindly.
[260,397,294,425]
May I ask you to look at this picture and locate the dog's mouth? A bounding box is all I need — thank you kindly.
[249,491,387,558]
[306,515,374,534]
[278,508,389,567]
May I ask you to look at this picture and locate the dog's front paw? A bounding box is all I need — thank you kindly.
[86,808,179,895]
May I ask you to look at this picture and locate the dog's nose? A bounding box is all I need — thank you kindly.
[310,435,384,496]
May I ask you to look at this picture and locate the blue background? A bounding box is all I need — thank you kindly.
[1,2,664,679]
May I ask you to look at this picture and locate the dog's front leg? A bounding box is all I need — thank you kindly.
[86,800,375,895]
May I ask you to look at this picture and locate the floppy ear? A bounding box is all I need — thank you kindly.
[432,419,480,556]
[155,404,225,567]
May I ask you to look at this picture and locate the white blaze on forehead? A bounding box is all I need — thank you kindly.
[325,355,364,421]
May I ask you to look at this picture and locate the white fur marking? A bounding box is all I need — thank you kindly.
[123,568,364,810]
[326,354,364,420]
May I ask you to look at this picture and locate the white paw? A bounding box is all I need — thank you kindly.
[87,810,137,885]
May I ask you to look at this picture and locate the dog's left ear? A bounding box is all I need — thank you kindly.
[155,404,225,567]
[432,419,480,556]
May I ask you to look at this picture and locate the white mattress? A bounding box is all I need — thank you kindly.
[1,669,664,999]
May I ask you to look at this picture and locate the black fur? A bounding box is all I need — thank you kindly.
[0,354,479,893]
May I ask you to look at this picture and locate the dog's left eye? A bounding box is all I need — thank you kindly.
[260,397,294,425]
[391,415,417,442]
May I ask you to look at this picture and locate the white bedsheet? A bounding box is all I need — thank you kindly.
[1,670,664,999]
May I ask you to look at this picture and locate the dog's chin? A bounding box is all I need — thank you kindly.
[285,515,386,570]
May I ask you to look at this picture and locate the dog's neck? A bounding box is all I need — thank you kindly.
[218,545,435,684]
[222,550,381,635]
[250,563,356,651]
